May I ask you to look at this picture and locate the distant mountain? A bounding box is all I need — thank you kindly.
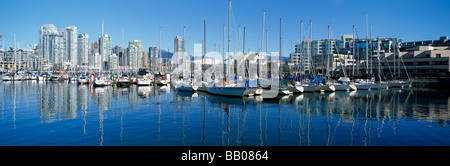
[160,49,173,59]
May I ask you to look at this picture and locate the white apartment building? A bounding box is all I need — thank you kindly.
[128,40,142,71]
[62,26,78,69]
[77,33,89,67]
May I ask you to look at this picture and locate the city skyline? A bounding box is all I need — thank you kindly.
[1,0,449,56]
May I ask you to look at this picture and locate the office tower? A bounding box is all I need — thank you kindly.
[99,34,111,70]
[112,45,125,66]
[39,24,59,68]
[128,40,142,71]
[77,33,89,67]
[148,45,158,72]
[62,26,78,69]
[89,41,99,69]
[174,36,185,53]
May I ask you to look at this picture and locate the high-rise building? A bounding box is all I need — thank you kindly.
[148,45,159,72]
[89,41,99,69]
[142,51,149,68]
[62,26,78,69]
[174,36,185,53]
[77,33,89,67]
[39,24,59,68]
[128,40,142,71]
[112,45,125,66]
[99,34,111,70]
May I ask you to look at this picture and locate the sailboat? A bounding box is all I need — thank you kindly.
[320,24,336,92]
[371,37,388,89]
[276,18,293,95]
[117,74,131,87]
[176,26,198,92]
[137,69,152,86]
[77,74,89,84]
[301,21,323,93]
[93,73,111,86]
[353,18,374,91]
[329,25,356,91]
[388,40,412,88]
[206,0,246,97]
[287,20,305,94]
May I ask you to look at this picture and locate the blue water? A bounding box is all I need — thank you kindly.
[0,81,448,146]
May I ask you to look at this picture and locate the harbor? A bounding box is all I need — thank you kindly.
[0,80,448,146]
[0,0,449,148]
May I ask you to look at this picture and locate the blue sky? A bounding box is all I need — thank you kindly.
[1,0,449,56]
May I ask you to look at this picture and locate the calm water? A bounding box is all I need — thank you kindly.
[0,81,449,146]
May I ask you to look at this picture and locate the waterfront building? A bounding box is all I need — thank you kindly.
[99,34,111,70]
[288,53,310,75]
[173,36,186,72]
[109,53,118,71]
[174,36,185,53]
[142,51,149,68]
[3,48,40,70]
[128,40,142,71]
[62,26,78,70]
[77,33,89,68]
[39,24,59,70]
[112,45,126,67]
[402,36,450,50]
[148,45,159,72]
[380,45,450,78]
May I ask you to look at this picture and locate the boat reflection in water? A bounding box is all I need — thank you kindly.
[0,81,448,146]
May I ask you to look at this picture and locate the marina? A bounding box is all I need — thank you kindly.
[0,80,448,146]
[0,0,449,149]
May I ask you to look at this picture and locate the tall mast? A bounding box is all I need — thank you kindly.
[14,32,16,71]
[365,14,369,76]
[309,20,312,76]
[203,19,206,81]
[326,24,331,79]
[261,10,265,54]
[300,20,303,75]
[370,24,373,76]
[227,0,231,82]
[266,29,268,78]
[223,24,225,86]
[279,18,282,79]
[352,25,355,77]
[159,26,162,74]
[377,37,381,81]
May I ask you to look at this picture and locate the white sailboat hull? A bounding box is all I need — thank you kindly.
[303,84,319,92]
[93,79,110,86]
[78,78,89,84]
[137,78,151,86]
[333,83,349,91]
[1,76,13,81]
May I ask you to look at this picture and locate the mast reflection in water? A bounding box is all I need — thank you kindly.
[0,81,448,146]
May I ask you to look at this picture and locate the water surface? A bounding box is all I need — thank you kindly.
[0,81,448,146]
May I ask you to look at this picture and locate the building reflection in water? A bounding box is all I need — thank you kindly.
[0,81,448,146]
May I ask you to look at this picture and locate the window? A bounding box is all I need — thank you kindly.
[426,54,430,58]
[436,54,441,58]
